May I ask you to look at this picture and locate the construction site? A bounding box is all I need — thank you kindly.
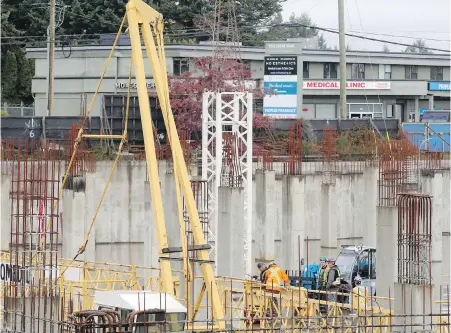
[1,0,451,332]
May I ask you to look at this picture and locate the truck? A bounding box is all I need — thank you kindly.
[293,244,376,296]
[335,245,376,295]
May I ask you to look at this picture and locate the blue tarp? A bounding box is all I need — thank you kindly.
[402,122,450,153]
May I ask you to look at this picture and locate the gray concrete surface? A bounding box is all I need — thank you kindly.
[1,160,449,300]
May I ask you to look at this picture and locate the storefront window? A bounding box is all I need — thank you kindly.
[384,65,392,80]
[303,62,309,79]
[431,66,443,80]
[351,63,365,79]
[323,63,338,79]
[173,57,190,76]
[405,65,418,80]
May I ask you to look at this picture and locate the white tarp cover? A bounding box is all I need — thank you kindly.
[93,291,187,313]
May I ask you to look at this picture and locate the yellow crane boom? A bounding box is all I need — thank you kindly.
[125,0,225,326]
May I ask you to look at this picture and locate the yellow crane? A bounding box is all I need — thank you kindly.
[43,0,225,329]
[122,0,225,325]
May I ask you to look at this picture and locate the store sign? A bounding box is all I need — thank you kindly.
[0,262,31,283]
[263,56,298,118]
[266,43,296,50]
[428,81,450,91]
[302,81,391,90]
[0,262,58,284]
[116,81,156,89]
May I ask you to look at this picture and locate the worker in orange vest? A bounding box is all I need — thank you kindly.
[263,261,289,319]
[263,261,289,292]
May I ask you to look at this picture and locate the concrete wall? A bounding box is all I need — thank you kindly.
[391,65,406,80]
[1,160,449,295]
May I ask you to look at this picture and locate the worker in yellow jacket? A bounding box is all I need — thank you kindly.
[352,275,368,311]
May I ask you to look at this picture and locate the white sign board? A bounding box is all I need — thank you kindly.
[116,81,156,89]
[263,56,298,118]
[302,81,391,90]
[0,262,59,284]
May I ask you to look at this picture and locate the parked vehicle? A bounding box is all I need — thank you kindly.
[292,244,376,296]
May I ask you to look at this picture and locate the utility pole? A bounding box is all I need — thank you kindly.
[47,0,55,116]
[338,0,347,119]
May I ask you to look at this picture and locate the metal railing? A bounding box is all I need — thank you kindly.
[2,102,35,117]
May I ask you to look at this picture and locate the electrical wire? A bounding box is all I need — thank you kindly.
[2,22,450,52]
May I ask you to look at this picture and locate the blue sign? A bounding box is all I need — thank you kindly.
[264,82,297,95]
[428,81,450,91]
[263,56,298,118]
[419,108,440,116]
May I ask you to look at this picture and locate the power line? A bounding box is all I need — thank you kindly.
[2,22,450,53]
[271,23,450,53]
[348,30,450,42]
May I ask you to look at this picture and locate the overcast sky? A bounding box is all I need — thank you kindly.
[282,0,450,53]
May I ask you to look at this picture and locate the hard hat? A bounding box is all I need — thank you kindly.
[320,256,328,261]
[327,259,336,263]
[269,261,276,266]
[257,262,265,269]
[354,275,362,283]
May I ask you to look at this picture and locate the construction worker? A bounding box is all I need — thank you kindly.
[257,262,268,283]
[317,256,329,289]
[337,278,352,304]
[263,261,289,319]
[352,275,368,311]
[325,259,341,304]
[317,256,329,313]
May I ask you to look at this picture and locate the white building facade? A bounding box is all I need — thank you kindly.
[26,41,450,121]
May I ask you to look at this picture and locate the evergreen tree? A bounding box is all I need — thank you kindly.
[383,44,390,52]
[16,52,34,104]
[1,51,19,103]
[317,33,329,50]
[284,12,318,39]
[256,12,322,46]
[404,39,432,54]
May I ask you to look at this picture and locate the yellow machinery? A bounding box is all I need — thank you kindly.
[17,1,447,332]
[41,0,225,329]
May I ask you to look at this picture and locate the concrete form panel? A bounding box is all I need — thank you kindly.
[217,187,245,278]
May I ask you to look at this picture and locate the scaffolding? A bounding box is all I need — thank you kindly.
[397,194,432,285]
[3,139,62,333]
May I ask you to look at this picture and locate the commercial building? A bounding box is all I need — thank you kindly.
[26,39,450,121]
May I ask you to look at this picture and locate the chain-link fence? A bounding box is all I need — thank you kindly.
[2,102,35,117]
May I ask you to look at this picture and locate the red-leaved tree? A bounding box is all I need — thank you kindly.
[168,56,270,132]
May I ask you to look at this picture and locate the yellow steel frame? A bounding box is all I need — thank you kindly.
[24,0,222,325]
[124,0,225,324]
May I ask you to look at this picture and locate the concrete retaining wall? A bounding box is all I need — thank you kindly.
[1,160,449,297]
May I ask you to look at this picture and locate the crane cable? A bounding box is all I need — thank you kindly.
[57,56,133,280]
[33,15,126,274]
[57,56,132,282]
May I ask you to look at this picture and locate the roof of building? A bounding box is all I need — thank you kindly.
[26,43,450,62]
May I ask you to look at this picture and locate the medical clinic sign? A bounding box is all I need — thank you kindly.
[303,81,391,90]
[263,56,298,118]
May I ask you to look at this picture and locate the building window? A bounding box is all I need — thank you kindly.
[303,62,309,79]
[405,65,418,80]
[384,65,391,80]
[323,63,338,79]
[173,57,190,75]
[351,63,365,79]
[431,66,443,80]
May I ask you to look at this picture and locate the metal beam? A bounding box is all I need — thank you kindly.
[125,2,174,295]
